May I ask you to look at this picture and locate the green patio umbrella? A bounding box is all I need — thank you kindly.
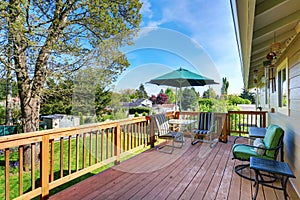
[148,67,218,110]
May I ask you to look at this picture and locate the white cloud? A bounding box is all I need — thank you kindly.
[140,0,153,18]
[127,0,243,94]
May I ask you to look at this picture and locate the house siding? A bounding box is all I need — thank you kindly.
[261,33,300,195]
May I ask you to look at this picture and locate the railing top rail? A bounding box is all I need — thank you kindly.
[0,116,149,146]
[228,110,267,114]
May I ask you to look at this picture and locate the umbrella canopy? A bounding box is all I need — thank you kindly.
[148,68,218,87]
[148,67,218,111]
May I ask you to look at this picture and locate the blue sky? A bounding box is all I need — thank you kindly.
[114,0,243,96]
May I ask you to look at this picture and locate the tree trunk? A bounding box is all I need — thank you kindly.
[6,29,13,126]
[5,65,13,125]
[20,94,41,171]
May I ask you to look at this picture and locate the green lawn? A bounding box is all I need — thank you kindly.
[0,132,150,199]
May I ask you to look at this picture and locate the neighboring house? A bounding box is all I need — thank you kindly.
[123,98,152,108]
[152,104,177,113]
[42,114,80,129]
[232,0,300,195]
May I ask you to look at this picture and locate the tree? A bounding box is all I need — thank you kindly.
[137,84,148,99]
[181,88,198,111]
[95,85,112,121]
[0,1,141,170]
[221,77,229,99]
[165,88,176,103]
[227,95,251,105]
[0,78,18,101]
[202,87,217,99]
[119,89,139,102]
[149,95,157,104]
[156,93,168,104]
[240,88,255,104]
[40,78,73,115]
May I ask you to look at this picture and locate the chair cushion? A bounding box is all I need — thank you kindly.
[253,138,265,155]
[232,144,258,160]
[194,130,209,134]
[263,124,284,158]
[198,112,212,130]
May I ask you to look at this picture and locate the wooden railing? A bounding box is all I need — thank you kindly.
[0,116,151,200]
[227,111,267,136]
[0,110,267,199]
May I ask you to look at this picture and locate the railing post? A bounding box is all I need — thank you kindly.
[150,117,155,148]
[262,111,266,127]
[114,124,121,165]
[40,135,49,200]
[218,114,228,143]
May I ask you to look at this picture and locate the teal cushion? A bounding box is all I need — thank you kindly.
[232,144,274,160]
[263,124,284,158]
[233,144,258,160]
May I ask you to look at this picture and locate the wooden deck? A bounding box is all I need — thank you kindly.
[50,137,299,200]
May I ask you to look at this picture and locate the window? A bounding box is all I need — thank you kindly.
[277,58,288,115]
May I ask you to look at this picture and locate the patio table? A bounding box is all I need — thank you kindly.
[249,127,267,138]
[250,157,295,200]
[168,119,197,142]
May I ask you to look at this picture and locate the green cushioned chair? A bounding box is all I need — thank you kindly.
[232,124,284,181]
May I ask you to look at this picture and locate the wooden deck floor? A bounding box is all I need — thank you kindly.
[50,137,299,200]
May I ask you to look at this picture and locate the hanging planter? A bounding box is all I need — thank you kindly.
[266,51,276,60]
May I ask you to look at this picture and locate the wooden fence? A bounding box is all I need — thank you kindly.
[0,116,150,200]
[227,111,267,136]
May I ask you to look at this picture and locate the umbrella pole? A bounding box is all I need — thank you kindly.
[179,87,182,112]
[175,87,178,111]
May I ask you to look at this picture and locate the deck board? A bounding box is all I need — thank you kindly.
[50,137,299,200]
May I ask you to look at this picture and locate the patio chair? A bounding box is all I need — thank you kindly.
[151,113,184,154]
[232,124,284,181]
[191,112,218,147]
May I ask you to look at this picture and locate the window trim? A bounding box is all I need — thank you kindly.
[277,58,289,115]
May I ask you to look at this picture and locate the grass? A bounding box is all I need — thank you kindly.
[0,132,151,199]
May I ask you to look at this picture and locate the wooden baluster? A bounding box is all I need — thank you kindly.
[31,143,35,190]
[60,137,64,178]
[40,135,49,200]
[127,125,130,151]
[89,132,92,166]
[96,130,99,163]
[114,125,121,164]
[111,128,114,158]
[50,139,54,182]
[101,130,104,161]
[106,129,109,159]
[68,135,72,175]
[5,148,10,200]
[76,134,79,172]
[19,146,23,195]
[82,133,86,169]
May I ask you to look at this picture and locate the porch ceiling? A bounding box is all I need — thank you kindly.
[231,0,300,89]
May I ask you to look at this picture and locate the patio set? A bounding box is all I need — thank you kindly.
[151,110,295,200]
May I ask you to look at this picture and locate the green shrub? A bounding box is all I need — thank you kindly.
[129,107,150,115]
